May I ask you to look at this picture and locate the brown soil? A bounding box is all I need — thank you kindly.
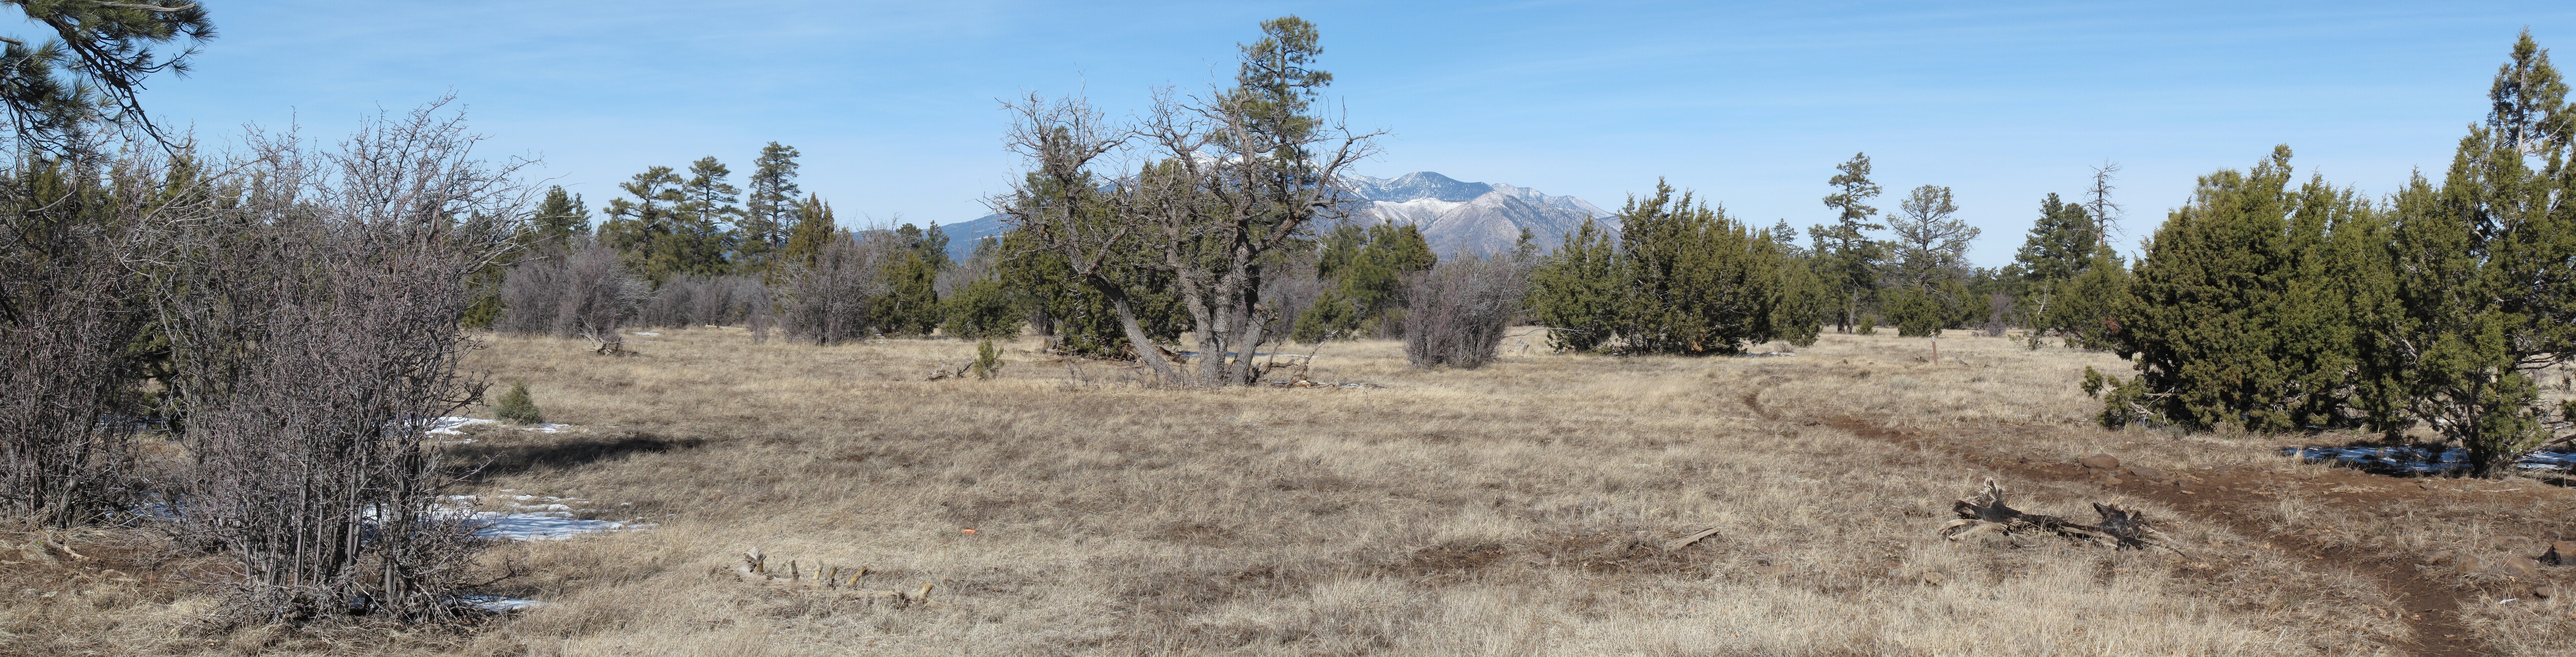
[1825,416,2573,657]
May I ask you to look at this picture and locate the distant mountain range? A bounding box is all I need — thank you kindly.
[1341,172,1618,256]
[936,172,1618,261]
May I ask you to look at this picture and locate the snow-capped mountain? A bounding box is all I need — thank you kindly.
[1337,172,1617,255]
[939,172,1617,261]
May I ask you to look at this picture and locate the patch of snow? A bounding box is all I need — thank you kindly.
[630,332,661,336]
[469,513,640,541]
[424,417,496,436]
[457,595,545,612]
[519,423,580,434]
[2283,445,2576,474]
[441,493,653,541]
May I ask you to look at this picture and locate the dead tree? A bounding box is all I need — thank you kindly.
[1940,479,2182,555]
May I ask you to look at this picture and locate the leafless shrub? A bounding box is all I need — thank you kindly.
[779,231,894,346]
[936,240,995,298]
[637,274,770,329]
[0,152,168,527]
[1984,292,2013,338]
[154,100,528,620]
[495,241,648,339]
[744,282,775,343]
[1402,254,1529,369]
[1259,253,1324,348]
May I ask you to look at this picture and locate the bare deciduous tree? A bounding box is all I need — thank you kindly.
[496,240,649,341]
[778,230,894,346]
[0,148,174,527]
[1402,254,1529,369]
[637,273,768,329]
[155,99,530,619]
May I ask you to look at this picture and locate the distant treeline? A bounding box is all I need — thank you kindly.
[482,27,2576,479]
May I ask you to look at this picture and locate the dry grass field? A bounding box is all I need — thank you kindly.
[8,329,2576,656]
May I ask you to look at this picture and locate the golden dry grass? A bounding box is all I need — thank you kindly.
[8,329,2574,656]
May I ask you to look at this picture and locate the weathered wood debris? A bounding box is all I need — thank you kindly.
[1940,478,2184,555]
[926,359,973,381]
[581,326,627,357]
[727,547,934,606]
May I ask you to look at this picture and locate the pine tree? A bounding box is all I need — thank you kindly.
[2082,162,2125,254]
[2367,30,2576,477]
[1615,180,1788,355]
[1233,16,1332,145]
[662,156,741,279]
[918,222,953,272]
[1292,222,1435,342]
[943,277,1019,340]
[2010,192,2105,342]
[466,186,589,329]
[781,193,836,268]
[741,142,802,271]
[1768,253,1829,348]
[2012,193,2097,283]
[600,166,687,282]
[0,2,211,151]
[530,186,590,252]
[1526,218,1621,353]
[1813,152,1885,333]
[1768,219,1804,256]
[876,224,943,336]
[2106,146,2371,432]
[971,339,1005,379]
[1884,184,1976,337]
[493,381,543,425]
[996,227,1188,357]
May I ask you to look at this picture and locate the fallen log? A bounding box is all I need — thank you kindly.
[1940,478,2184,556]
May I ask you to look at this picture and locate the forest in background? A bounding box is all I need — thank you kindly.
[4,3,2574,652]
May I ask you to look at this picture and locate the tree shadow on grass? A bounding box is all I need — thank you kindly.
[448,432,707,482]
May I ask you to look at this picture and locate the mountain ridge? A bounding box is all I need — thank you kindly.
[936,172,1616,261]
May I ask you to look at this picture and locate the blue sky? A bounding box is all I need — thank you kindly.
[123,1,2576,266]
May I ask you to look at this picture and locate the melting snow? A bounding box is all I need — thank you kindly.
[2283,445,2576,474]
[457,595,545,612]
[441,494,655,541]
[423,417,582,438]
[425,417,496,436]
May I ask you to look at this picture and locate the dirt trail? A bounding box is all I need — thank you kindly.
[1822,416,2487,657]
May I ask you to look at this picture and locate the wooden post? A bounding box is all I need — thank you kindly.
[1931,338,1938,366]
